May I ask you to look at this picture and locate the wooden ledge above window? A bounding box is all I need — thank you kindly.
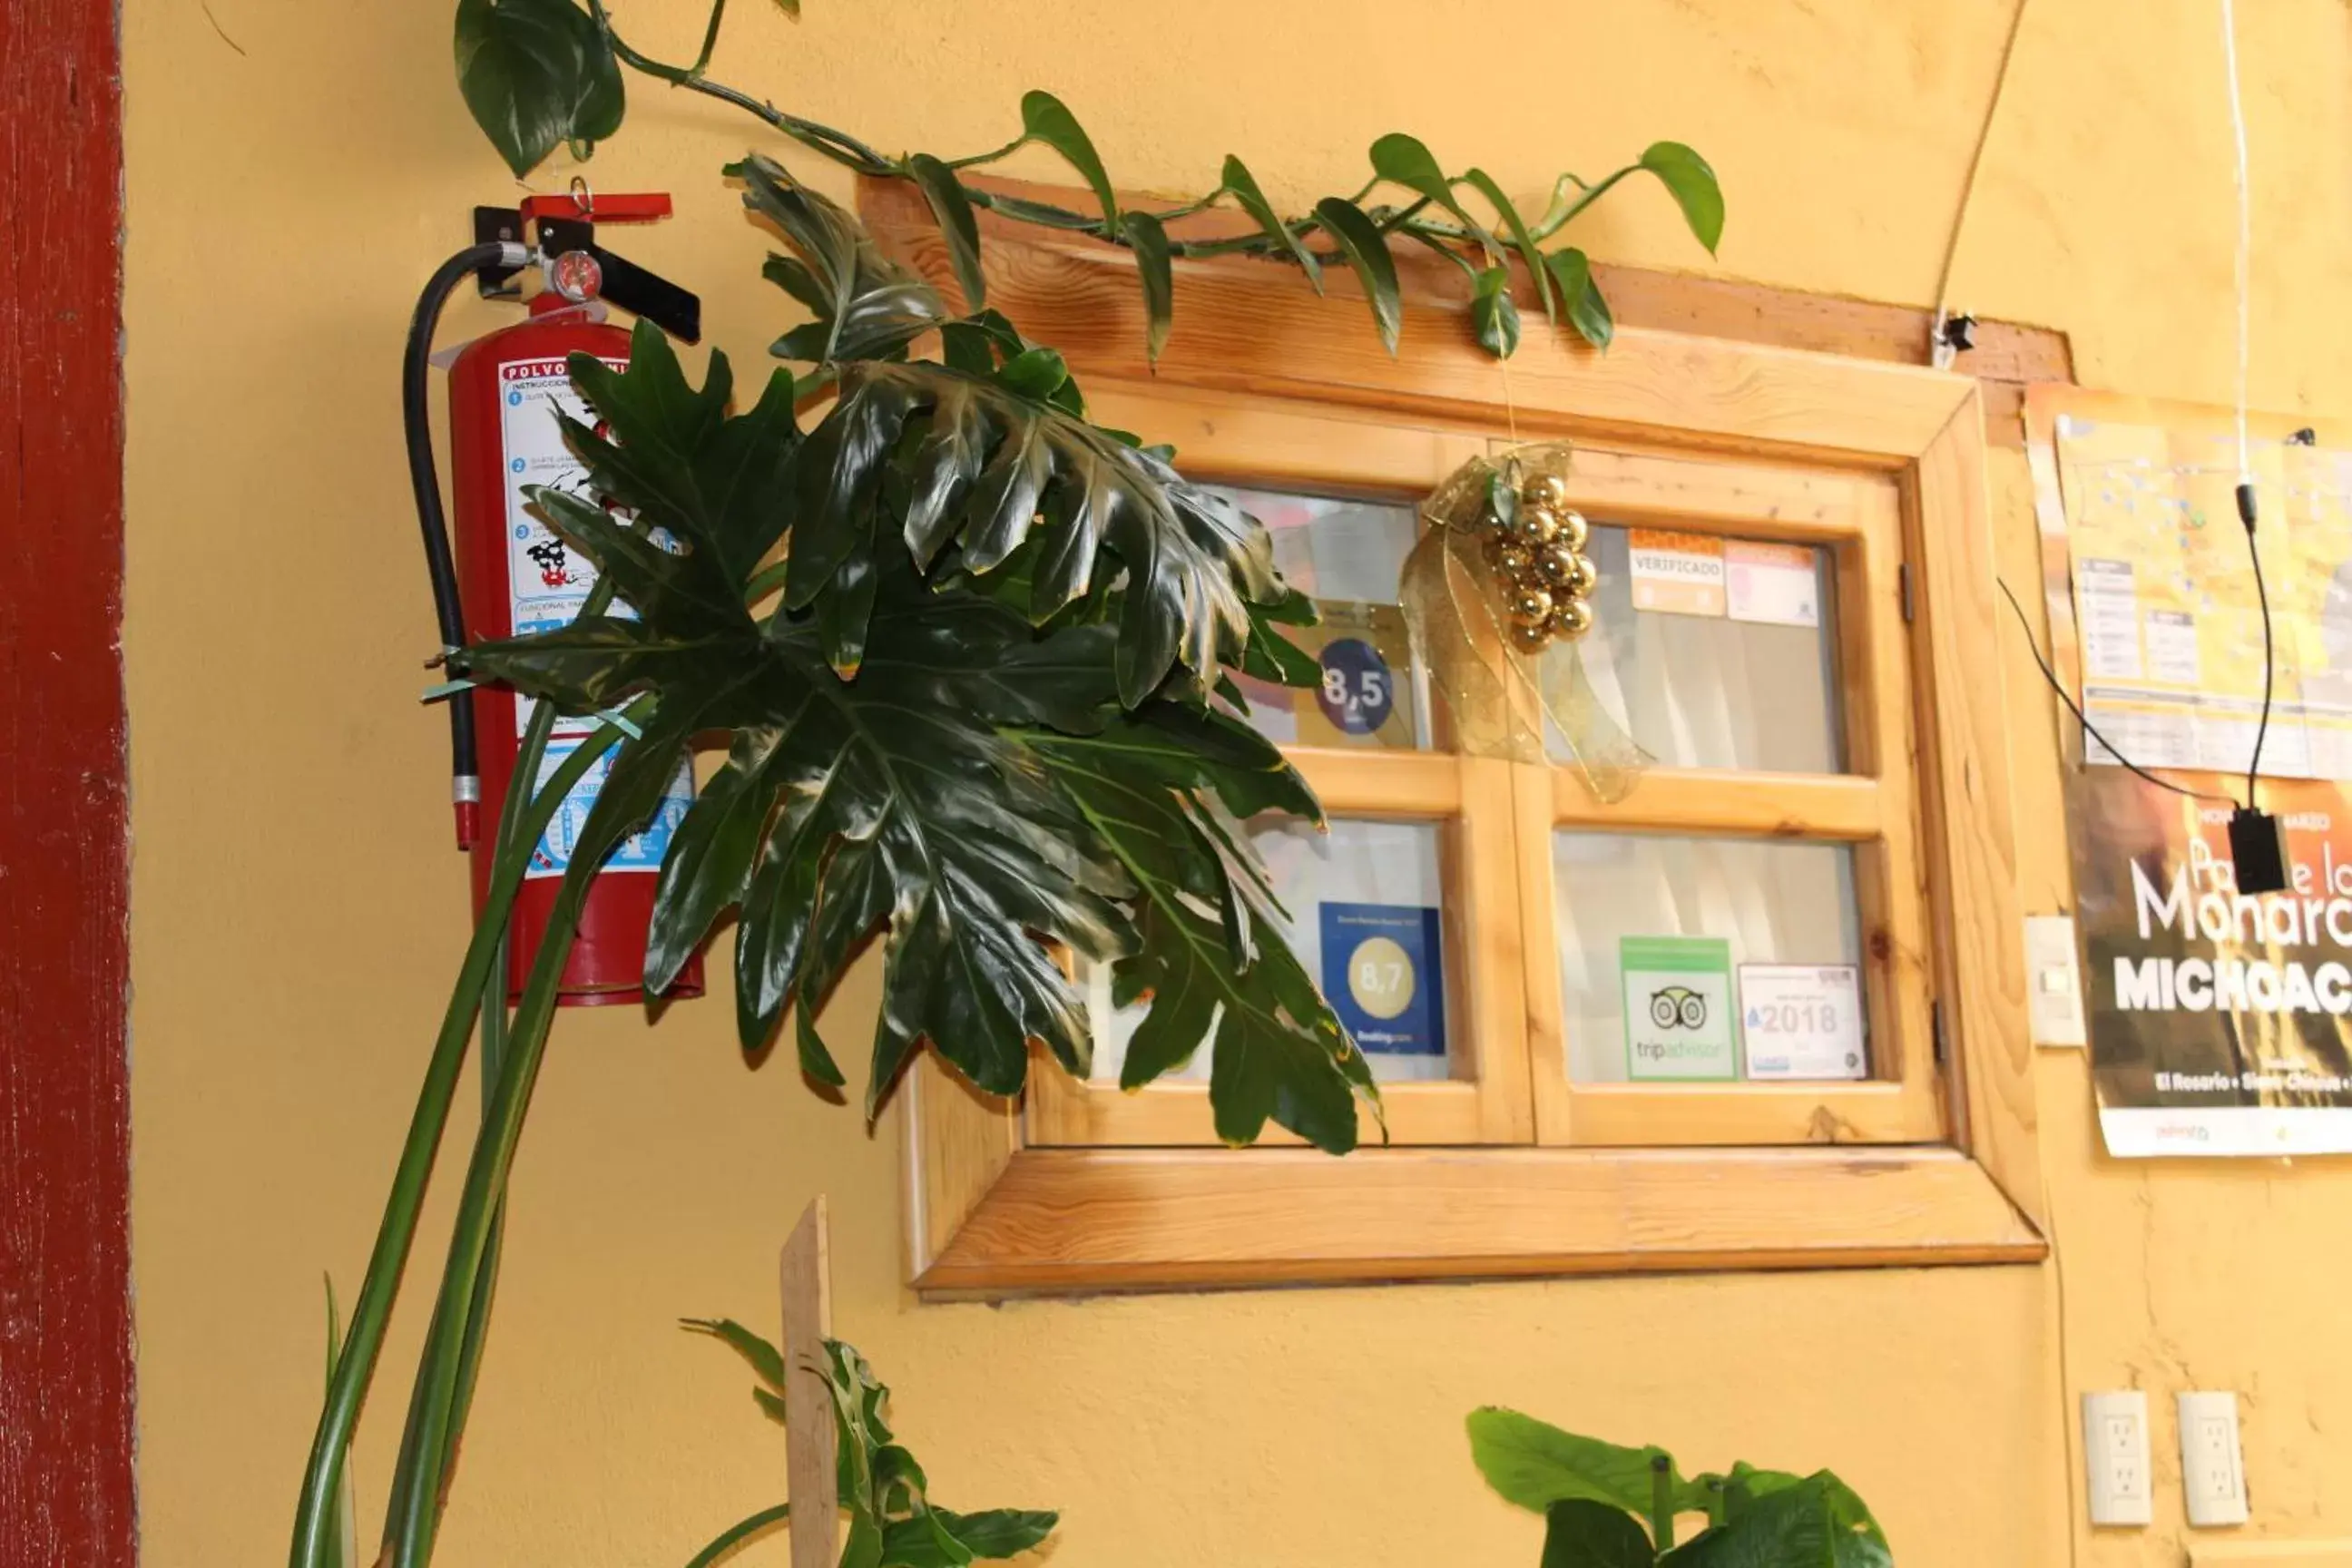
[865,174,2051,1298]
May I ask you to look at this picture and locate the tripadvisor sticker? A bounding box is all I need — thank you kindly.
[1620,935,1738,1082]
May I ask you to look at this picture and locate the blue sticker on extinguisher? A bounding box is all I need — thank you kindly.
[524,739,695,882]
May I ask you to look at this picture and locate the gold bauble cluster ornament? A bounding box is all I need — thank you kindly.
[1474,466,1598,652]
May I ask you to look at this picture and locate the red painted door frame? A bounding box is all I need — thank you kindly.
[0,0,135,1563]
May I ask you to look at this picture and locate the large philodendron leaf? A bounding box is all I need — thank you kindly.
[742,155,949,365]
[1029,708,1380,1153]
[790,356,1282,705]
[454,0,623,177]
[454,321,1376,1148]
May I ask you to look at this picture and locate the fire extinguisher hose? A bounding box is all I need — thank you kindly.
[404,240,526,849]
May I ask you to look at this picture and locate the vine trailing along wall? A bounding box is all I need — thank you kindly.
[288,4,1726,1567]
[455,0,1723,356]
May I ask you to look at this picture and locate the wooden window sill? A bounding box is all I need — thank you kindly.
[909,1138,2043,1298]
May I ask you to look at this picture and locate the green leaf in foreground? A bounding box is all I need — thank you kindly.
[908,152,988,310]
[1546,248,1614,348]
[1544,1499,1657,1568]
[1221,155,1321,291]
[1312,197,1402,354]
[1021,90,1119,232]
[1639,142,1724,255]
[453,0,623,177]
[1468,1407,1705,1517]
[681,1317,787,1392]
[1122,210,1174,361]
[1461,168,1555,320]
[1473,267,1522,358]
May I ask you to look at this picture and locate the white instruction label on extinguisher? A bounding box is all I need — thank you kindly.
[499,356,693,880]
[525,739,694,882]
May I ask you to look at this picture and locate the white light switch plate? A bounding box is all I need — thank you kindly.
[2027,914,2089,1047]
[2085,1390,2154,1526]
[2180,1390,2251,1527]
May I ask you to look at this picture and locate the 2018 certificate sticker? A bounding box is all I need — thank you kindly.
[1739,963,1866,1080]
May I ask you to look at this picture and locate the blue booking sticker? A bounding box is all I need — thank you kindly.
[1316,638,1394,735]
[1319,902,1445,1057]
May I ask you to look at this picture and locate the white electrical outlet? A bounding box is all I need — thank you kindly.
[2179,1391,2250,1527]
[2084,1390,2154,1526]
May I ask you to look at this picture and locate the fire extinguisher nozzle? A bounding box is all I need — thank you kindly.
[454,799,481,852]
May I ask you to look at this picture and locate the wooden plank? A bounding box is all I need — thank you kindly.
[1910,397,2042,1227]
[1288,747,1464,817]
[1562,1081,1939,1147]
[779,1200,838,1568]
[0,0,133,1563]
[1553,767,1886,839]
[917,1145,2043,1295]
[893,225,1977,466]
[1082,380,1904,540]
[864,173,2073,388]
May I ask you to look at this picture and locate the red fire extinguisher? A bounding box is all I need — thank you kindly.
[403,186,706,1006]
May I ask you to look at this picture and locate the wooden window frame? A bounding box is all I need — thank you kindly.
[864,178,2046,1297]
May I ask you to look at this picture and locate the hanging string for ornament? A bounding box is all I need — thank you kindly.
[1398,440,1648,800]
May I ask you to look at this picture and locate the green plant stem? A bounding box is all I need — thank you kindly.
[375,590,614,1558]
[1650,1455,1676,1552]
[384,698,662,1568]
[286,718,627,1568]
[944,135,1026,171]
[585,0,1614,286]
[586,0,895,174]
[683,1503,791,1568]
[1534,164,1634,240]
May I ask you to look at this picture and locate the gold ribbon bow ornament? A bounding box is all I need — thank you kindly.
[1399,441,1647,801]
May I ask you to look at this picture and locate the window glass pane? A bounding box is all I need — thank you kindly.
[1216,486,1436,750]
[1553,830,1868,1083]
[1088,817,1463,1085]
[1561,525,1845,773]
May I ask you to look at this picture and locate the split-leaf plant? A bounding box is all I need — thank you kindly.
[289,9,1728,1567]
[1467,1407,1895,1566]
[291,167,1382,1568]
[681,1319,1058,1568]
[456,0,1722,358]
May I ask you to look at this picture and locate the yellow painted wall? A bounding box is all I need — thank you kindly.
[121,2,2352,1564]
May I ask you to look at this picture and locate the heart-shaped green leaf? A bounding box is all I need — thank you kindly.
[1368,132,1494,253]
[453,0,623,177]
[1122,210,1174,361]
[1311,198,1402,355]
[1546,248,1614,348]
[1473,266,1522,358]
[1460,168,1553,320]
[1221,155,1321,291]
[1021,90,1118,231]
[1639,142,1724,255]
[907,153,987,310]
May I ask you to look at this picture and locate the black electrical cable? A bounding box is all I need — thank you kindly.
[403,241,512,842]
[1996,578,2236,807]
[2237,480,2274,808]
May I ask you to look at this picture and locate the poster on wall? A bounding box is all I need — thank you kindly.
[2031,387,2352,1154]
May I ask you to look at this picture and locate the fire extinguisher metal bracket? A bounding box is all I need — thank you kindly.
[536,214,702,345]
[473,197,702,345]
